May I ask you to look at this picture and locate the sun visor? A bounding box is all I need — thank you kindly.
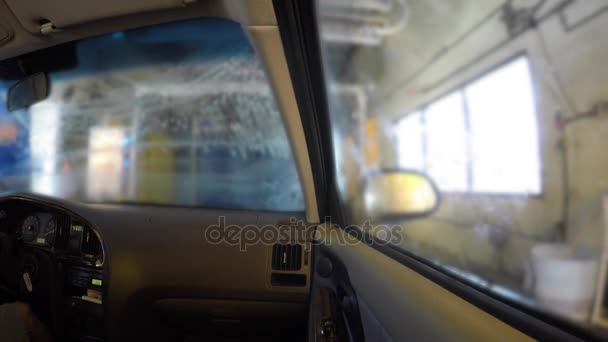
[4,0,186,33]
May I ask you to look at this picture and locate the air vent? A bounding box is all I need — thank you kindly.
[82,227,102,255]
[272,244,302,271]
[55,215,70,250]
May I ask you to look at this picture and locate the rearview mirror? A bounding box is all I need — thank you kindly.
[7,72,49,111]
[364,170,440,222]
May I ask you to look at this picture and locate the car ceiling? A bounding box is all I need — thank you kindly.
[0,0,321,223]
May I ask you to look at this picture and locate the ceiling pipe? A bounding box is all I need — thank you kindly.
[319,0,409,46]
[322,0,394,12]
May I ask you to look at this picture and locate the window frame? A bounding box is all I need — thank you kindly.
[395,52,544,198]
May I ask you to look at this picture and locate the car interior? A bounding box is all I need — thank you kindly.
[0,0,608,341]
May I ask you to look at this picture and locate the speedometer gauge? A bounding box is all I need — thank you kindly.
[44,218,57,246]
[21,215,40,243]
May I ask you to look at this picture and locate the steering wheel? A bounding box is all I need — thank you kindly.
[16,247,64,340]
[0,232,18,302]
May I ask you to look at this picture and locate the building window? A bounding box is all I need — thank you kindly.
[397,56,541,194]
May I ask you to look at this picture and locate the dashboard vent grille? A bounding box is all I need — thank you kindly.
[272,244,302,271]
[55,215,70,250]
[82,227,102,255]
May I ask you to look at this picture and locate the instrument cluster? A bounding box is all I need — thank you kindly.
[20,213,57,246]
[18,212,104,267]
[0,198,107,342]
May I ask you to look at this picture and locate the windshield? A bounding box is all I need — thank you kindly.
[316,0,608,334]
[0,19,304,212]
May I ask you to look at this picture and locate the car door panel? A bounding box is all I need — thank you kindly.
[311,224,533,341]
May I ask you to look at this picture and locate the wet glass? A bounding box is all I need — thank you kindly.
[0,19,304,212]
[316,0,608,332]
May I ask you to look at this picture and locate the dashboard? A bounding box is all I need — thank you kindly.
[0,193,312,341]
[0,197,106,341]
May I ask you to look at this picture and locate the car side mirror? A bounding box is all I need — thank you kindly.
[7,72,49,111]
[363,169,440,222]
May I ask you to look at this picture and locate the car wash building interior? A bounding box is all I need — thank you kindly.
[319,0,608,318]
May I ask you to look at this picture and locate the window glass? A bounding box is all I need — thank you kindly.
[466,57,541,194]
[317,0,608,332]
[396,111,424,170]
[424,92,468,192]
[0,19,304,211]
[395,57,542,195]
